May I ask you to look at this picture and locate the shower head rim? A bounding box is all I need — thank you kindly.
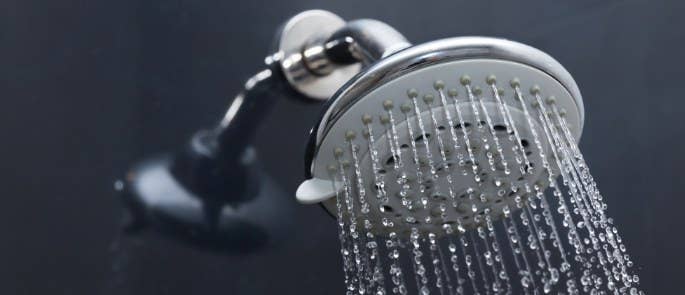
[304,36,584,178]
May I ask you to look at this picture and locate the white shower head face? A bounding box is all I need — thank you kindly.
[313,57,581,236]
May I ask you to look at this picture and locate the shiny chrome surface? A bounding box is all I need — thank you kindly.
[305,36,584,176]
[275,10,411,100]
[325,19,411,64]
[275,10,361,100]
[301,41,335,76]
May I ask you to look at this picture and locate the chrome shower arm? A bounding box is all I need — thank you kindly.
[213,63,301,160]
[323,19,411,65]
[276,10,411,101]
[132,10,413,206]
[171,62,304,200]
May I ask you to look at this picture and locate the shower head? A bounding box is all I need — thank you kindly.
[288,10,641,294]
[295,21,585,235]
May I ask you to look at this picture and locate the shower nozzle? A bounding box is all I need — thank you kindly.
[296,32,586,232]
[289,10,640,295]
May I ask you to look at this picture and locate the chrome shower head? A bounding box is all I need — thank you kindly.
[286,10,641,295]
[295,22,585,235]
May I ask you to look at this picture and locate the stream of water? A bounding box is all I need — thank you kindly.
[328,81,643,295]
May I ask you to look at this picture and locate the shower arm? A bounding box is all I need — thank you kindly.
[280,19,411,81]
[209,16,410,165]
[217,19,409,146]
[174,12,411,199]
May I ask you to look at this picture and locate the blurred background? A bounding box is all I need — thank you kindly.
[1,0,683,294]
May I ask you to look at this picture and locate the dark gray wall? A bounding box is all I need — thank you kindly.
[1,0,683,294]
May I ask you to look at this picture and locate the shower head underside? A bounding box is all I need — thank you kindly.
[296,35,584,235]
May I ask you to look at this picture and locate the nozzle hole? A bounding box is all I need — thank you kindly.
[385,156,396,167]
[432,193,447,201]
[454,122,472,130]
[380,205,395,213]
[415,133,431,143]
[521,139,530,148]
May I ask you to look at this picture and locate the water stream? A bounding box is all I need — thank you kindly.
[327,81,643,295]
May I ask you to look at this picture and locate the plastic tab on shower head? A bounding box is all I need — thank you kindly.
[296,178,342,204]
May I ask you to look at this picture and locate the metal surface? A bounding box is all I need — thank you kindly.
[276,10,361,100]
[213,64,301,165]
[276,10,412,100]
[305,36,585,178]
[325,19,411,64]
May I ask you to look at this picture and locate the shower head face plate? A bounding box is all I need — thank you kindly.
[297,37,584,235]
[339,99,549,235]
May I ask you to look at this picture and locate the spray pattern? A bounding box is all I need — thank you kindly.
[327,76,643,295]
